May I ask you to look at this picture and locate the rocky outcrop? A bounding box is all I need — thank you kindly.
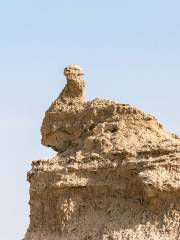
[25,65,180,240]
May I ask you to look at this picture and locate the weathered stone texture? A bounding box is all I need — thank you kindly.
[25,65,180,240]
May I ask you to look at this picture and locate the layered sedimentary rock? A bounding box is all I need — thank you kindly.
[25,65,180,240]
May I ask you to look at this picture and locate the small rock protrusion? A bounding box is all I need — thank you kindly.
[60,64,85,102]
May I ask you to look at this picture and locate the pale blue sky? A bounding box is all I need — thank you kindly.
[0,1,180,239]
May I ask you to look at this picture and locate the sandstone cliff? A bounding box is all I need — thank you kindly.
[25,65,180,240]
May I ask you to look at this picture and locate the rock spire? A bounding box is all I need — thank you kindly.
[59,64,85,101]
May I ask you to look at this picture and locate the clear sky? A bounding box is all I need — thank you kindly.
[0,1,180,239]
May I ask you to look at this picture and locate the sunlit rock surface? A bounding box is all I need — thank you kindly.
[25,65,180,240]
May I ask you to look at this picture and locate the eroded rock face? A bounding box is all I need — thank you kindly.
[25,65,180,240]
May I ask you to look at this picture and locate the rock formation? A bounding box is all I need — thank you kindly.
[25,65,180,240]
